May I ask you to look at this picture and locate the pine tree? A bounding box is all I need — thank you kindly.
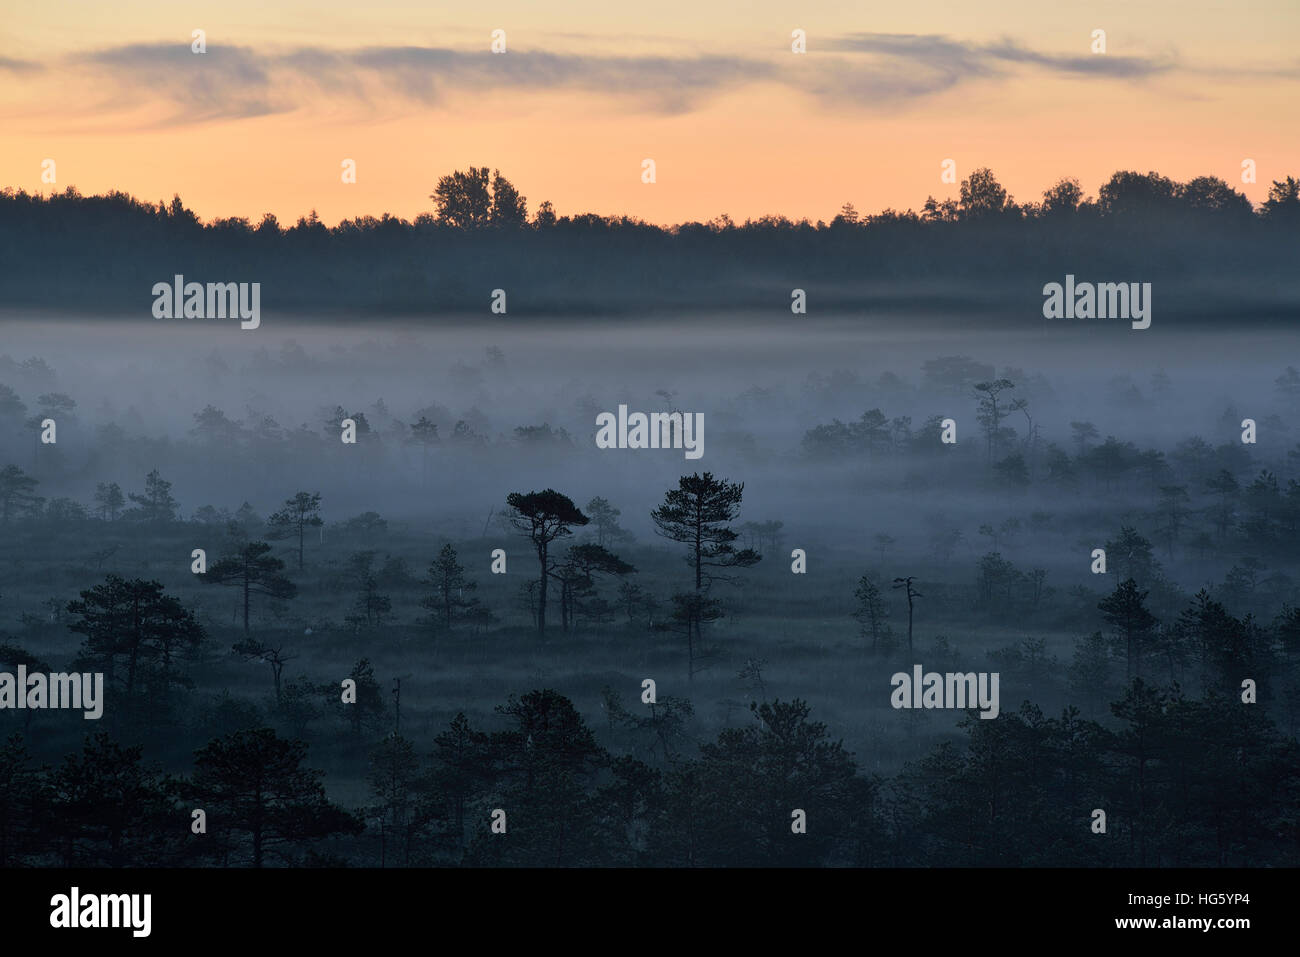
[201,541,297,633]
[420,543,477,631]
[505,489,589,638]
[188,728,364,867]
[267,491,323,570]
[126,468,179,524]
[1099,578,1158,680]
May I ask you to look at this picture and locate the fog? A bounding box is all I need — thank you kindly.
[2,310,1294,545]
[2,307,1297,867]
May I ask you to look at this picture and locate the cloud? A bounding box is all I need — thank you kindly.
[0,56,42,74]
[81,44,280,121]
[57,33,1189,125]
[822,32,1174,89]
[982,37,1174,78]
[346,46,768,112]
[68,42,769,121]
[806,34,1001,103]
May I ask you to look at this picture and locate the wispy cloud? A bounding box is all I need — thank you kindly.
[82,44,279,121]
[339,46,769,113]
[825,32,1175,82]
[981,38,1174,78]
[50,33,1199,125]
[67,43,768,120]
[0,55,42,74]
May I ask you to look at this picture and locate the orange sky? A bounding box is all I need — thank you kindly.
[2,1,1297,225]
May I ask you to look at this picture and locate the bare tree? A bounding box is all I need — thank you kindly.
[892,576,923,653]
[854,574,892,652]
[231,638,298,707]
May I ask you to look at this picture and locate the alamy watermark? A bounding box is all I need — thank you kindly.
[50,887,151,937]
[890,664,1000,719]
[151,275,260,329]
[1042,274,1151,329]
[0,667,104,719]
[595,404,703,459]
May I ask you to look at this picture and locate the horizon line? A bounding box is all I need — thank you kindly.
[5,165,1297,231]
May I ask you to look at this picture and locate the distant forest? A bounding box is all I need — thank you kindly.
[2,167,1298,317]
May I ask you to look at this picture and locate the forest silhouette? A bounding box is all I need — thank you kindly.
[2,167,1298,318]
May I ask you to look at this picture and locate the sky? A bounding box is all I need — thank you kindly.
[1,1,1297,226]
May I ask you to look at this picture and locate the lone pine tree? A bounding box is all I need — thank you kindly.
[201,540,297,633]
[652,473,761,593]
[651,472,760,677]
[267,491,323,570]
[126,468,179,524]
[506,489,589,638]
[421,543,478,632]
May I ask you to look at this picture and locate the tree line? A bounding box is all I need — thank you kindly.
[3,675,1295,867]
[2,166,1296,315]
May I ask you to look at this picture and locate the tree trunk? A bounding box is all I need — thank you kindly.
[687,615,696,683]
[536,541,548,638]
[694,517,703,592]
